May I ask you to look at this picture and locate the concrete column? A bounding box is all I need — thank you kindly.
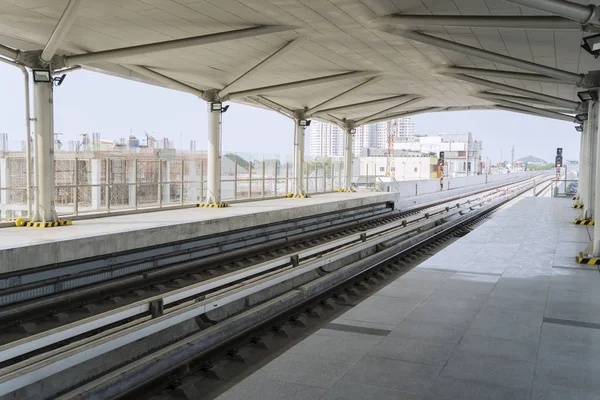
[343,128,353,191]
[90,159,102,210]
[577,120,586,202]
[583,103,597,219]
[32,78,58,222]
[591,100,600,255]
[205,102,222,204]
[293,119,305,196]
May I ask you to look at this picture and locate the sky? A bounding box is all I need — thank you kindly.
[0,63,580,164]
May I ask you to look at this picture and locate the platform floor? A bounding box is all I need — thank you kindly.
[217,196,600,400]
[0,192,397,272]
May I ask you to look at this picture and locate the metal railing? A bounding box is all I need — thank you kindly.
[548,178,578,197]
[0,154,348,219]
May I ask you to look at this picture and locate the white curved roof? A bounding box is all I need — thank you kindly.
[0,0,594,125]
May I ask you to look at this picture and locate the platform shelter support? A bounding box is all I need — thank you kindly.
[583,102,597,220]
[205,102,223,205]
[577,120,587,203]
[293,119,306,196]
[591,100,600,255]
[32,75,58,223]
[343,128,354,191]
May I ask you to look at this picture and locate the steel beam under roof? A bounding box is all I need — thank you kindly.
[494,104,576,122]
[356,97,424,125]
[64,25,292,66]
[443,73,580,110]
[437,66,566,84]
[226,71,376,99]
[0,43,18,61]
[376,27,584,85]
[311,94,418,117]
[218,37,308,98]
[41,0,83,63]
[248,95,294,118]
[486,99,576,122]
[127,65,204,97]
[305,77,384,115]
[483,99,576,122]
[474,91,578,111]
[506,0,600,27]
[363,107,445,125]
[374,15,580,29]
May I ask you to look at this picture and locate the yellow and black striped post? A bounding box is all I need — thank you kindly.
[197,203,230,208]
[573,204,584,209]
[576,252,600,265]
[574,219,594,225]
[18,219,72,228]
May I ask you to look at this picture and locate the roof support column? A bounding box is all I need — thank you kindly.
[342,128,354,192]
[205,102,222,205]
[583,102,596,222]
[32,75,58,223]
[292,119,306,197]
[590,100,600,255]
[576,120,587,205]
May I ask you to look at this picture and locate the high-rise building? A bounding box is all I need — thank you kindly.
[309,120,343,158]
[309,117,414,159]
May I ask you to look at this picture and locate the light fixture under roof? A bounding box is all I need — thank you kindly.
[576,125,583,132]
[582,33,600,58]
[577,90,598,102]
[576,113,588,122]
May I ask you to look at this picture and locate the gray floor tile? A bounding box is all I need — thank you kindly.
[287,331,382,363]
[425,377,530,400]
[455,334,539,362]
[215,374,327,400]
[406,305,480,326]
[343,356,441,395]
[531,381,600,400]
[474,306,544,326]
[258,353,355,389]
[319,379,423,400]
[467,316,542,343]
[388,318,468,345]
[534,358,600,392]
[368,335,456,366]
[331,318,397,332]
[440,353,535,390]
[338,295,419,325]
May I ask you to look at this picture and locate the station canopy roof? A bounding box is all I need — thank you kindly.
[0,0,598,127]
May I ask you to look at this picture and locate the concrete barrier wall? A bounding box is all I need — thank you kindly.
[381,171,548,199]
[386,171,550,211]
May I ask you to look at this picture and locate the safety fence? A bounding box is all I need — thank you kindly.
[0,152,351,219]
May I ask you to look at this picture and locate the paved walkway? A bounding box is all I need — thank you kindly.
[217,197,600,400]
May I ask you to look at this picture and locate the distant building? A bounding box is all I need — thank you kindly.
[393,133,483,177]
[309,117,415,159]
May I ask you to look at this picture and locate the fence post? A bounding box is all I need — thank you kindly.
[134,159,138,209]
[274,161,278,197]
[106,158,111,212]
[158,159,163,207]
[74,158,79,215]
[262,160,266,199]
[234,159,238,201]
[180,158,184,205]
[199,159,204,203]
[249,162,253,199]
[285,162,289,194]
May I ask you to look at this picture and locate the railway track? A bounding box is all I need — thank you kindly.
[0,175,551,399]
